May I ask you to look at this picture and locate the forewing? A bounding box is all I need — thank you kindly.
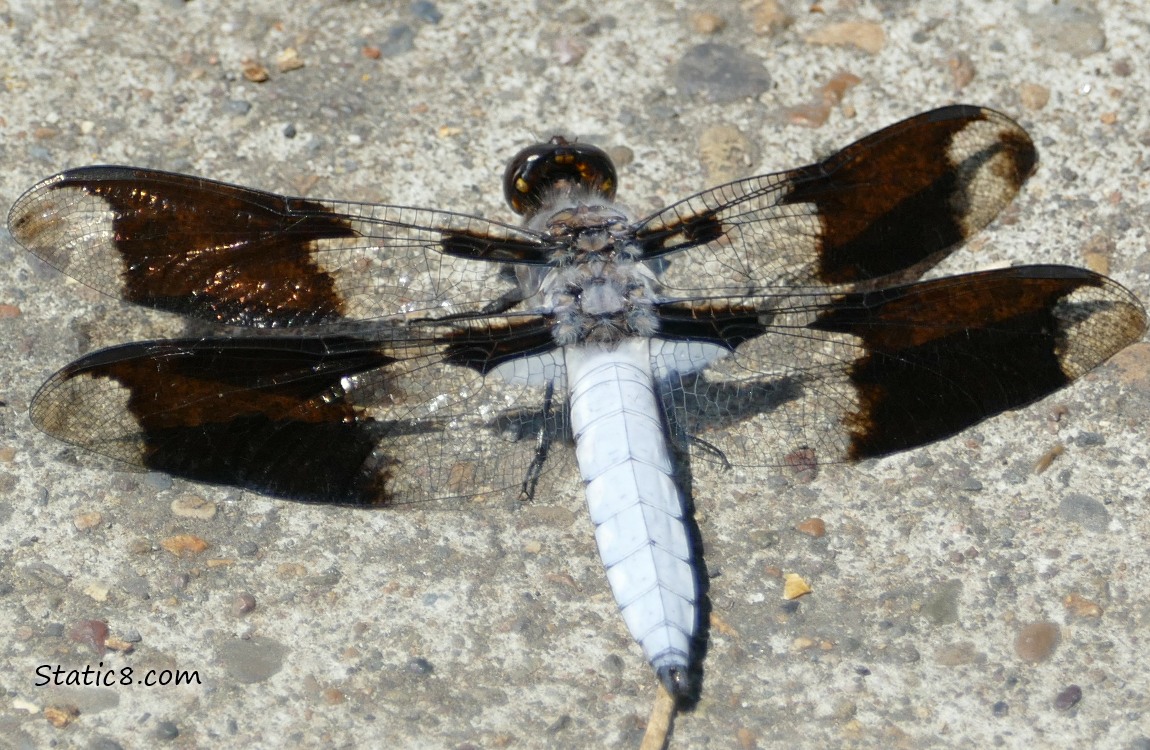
[8,166,554,327]
[655,266,1147,469]
[30,319,573,505]
[636,105,1037,296]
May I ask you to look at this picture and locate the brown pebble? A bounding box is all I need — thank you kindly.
[44,705,80,728]
[161,534,209,556]
[1015,622,1060,662]
[170,494,217,520]
[821,71,862,103]
[129,538,155,555]
[691,12,726,34]
[275,47,305,72]
[1019,82,1051,110]
[796,518,826,537]
[73,511,103,531]
[749,0,793,35]
[948,50,975,89]
[105,636,135,653]
[785,102,834,128]
[69,620,108,655]
[1063,592,1103,618]
[791,635,816,651]
[805,21,885,54]
[241,60,269,82]
[935,641,980,666]
[783,573,812,599]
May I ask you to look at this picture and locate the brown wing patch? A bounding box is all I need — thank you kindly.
[31,337,402,505]
[808,266,1146,458]
[8,167,551,326]
[10,167,357,326]
[637,105,1037,297]
[787,105,1037,284]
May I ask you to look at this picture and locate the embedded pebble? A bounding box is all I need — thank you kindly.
[153,720,179,740]
[749,0,792,35]
[219,637,286,683]
[170,495,217,520]
[69,620,109,655]
[161,534,209,556]
[1023,0,1105,58]
[1019,82,1051,110]
[241,60,269,82]
[783,573,812,599]
[934,641,981,666]
[378,24,416,57]
[921,580,963,625]
[698,124,754,184]
[44,705,79,727]
[275,47,304,73]
[1063,592,1103,618]
[1058,493,1110,532]
[90,738,125,750]
[411,1,442,23]
[1015,622,1060,662]
[406,656,434,676]
[224,100,252,116]
[673,44,771,103]
[231,592,257,616]
[83,582,110,602]
[1054,684,1082,711]
[948,50,975,89]
[691,12,726,34]
[795,517,826,538]
[73,511,103,531]
[142,472,174,490]
[805,21,886,54]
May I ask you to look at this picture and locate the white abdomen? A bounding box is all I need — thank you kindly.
[565,338,697,688]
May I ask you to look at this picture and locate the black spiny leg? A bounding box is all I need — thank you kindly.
[689,434,732,470]
[519,380,555,501]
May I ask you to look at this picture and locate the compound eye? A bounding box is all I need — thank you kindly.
[502,136,618,216]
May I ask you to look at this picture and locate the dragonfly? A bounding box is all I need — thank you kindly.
[9,105,1146,696]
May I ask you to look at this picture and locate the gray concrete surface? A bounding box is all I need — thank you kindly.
[1,1,1148,748]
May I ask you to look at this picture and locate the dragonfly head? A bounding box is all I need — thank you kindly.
[503,135,618,217]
